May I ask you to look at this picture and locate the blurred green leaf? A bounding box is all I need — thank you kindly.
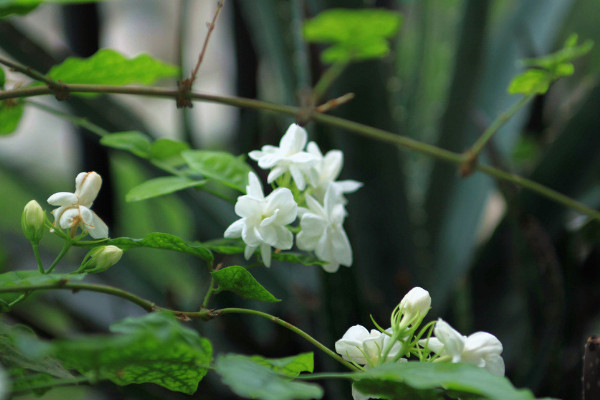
[522,34,593,70]
[353,362,541,400]
[45,312,212,394]
[75,232,213,263]
[303,9,402,63]
[271,252,327,266]
[126,176,206,202]
[249,353,314,377]
[212,266,280,302]
[182,150,253,192]
[0,67,5,88]
[100,131,152,158]
[149,138,190,167]
[508,69,552,95]
[0,272,85,310]
[215,354,323,400]
[0,3,38,18]
[0,100,24,135]
[203,238,245,254]
[45,49,177,91]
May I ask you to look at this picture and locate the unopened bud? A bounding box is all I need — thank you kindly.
[79,245,123,273]
[21,200,45,243]
[399,287,431,321]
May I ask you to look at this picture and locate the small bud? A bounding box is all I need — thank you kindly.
[75,171,102,207]
[79,245,123,273]
[21,200,45,244]
[399,287,431,322]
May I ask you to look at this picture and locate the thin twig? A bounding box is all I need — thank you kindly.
[1,83,599,222]
[190,0,225,84]
[0,55,69,99]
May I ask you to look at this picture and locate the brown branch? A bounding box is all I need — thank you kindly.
[190,0,225,84]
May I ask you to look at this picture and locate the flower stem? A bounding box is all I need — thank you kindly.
[32,243,44,273]
[313,59,350,103]
[46,241,71,274]
[201,275,218,309]
[216,307,360,371]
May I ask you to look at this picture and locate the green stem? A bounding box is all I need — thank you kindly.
[201,273,217,309]
[312,59,349,102]
[32,243,44,273]
[294,372,354,380]
[10,376,92,395]
[28,100,108,137]
[46,241,71,274]
[468,95,533,158]
[2,84,598,222]
[217,307,360,371]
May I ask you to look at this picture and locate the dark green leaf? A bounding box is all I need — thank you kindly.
[0,67,5,89]
[46,49,177,88]
[48,312,212,394]
[0,3,38,18]
[272,252,327,266]
[126,176,206,202]
[0,100,24,135]
[215,354,323,400]
[182,150,253,192]
[0,271,86,310]
[303,9,402,63]
[75,232,214,263]
[249,353,314,377]
[100,131,152,158]
[203,238,245,254]
[149,138,190,167]
[353,362,540,400]
[212,266,280,302]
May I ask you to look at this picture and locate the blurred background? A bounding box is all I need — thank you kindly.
[1,0,600,399]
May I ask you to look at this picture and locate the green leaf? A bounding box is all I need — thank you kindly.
[212,266,280,302]
[0,272,85,310]
[215,354,323,400]
[303,9,402,63]
[100,131,152,158]
[46,49,177,88]
[249,353,314,377]
[508,69,552,95]
[203,238,245,254]
[47,312,212,394]
[149,138,190,167]
[0,100,24,135]
[522,34,593,70]
[0,3,38,18]
[126,176,206,202]
[182,150,253,192]
[0,67,5,89]
[353,362,540,400]
[272,252,327,266]
[76,232,214,263]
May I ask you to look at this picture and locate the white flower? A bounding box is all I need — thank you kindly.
[224,172,297,267]
[47,171,108,239]
[306,141,362,203]
[296,185,352,272]
[399,287,431,321]
[248,123,318,190]
[421,319,505,376]
[335,325,402,366]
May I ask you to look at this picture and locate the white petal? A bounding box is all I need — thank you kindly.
[279,123,307,154]
[331,228,353,266]
[86,212,109,239]
[58,207,80,229]
[260,243,272,267]
[289,165,306,190]
[265,188,297,224]
[272,226,293,250]
[267,167,287,184]
[244,245,257,260]
[483,354,505,376]
[299,214,328,237]
[419,337,445,354]
[224,219,245,238]
[287,151,317,164]
[47,192,78,206]
[304,194,325,216]
[335,180,363,194]
[246,172,264,199]
[321,261,340,273]
[434,319,465,362]
[235,196,263,219]
[464,332,503,356]
[75,172,102,208]
[306,141,323,158]
[322,150,343,181]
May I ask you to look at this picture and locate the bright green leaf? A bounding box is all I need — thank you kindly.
[508,69,552,95]
[149,138,190,167]
[75,232,214,263]
[126,176,206,202]
[46,312,212,394]
[353,362,540,400]
[100,131,152,158]
[182,150,253,192]
[0,4,38,18]
[249,353,314,377]
[0,100,24,135]
[212,266,280,302]
[522,35,593,71]
[0,67,5,89]
[303,9,402,63]
[215,354,323,400]
[46,49,177,90]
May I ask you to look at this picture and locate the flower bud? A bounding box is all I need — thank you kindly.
[399,287,431,321]
[79,245,123,273]
[21,200,45,243]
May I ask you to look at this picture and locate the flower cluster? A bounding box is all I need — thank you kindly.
[225,123,361,270]
[47,171,108,239]
[335,287,505,400]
